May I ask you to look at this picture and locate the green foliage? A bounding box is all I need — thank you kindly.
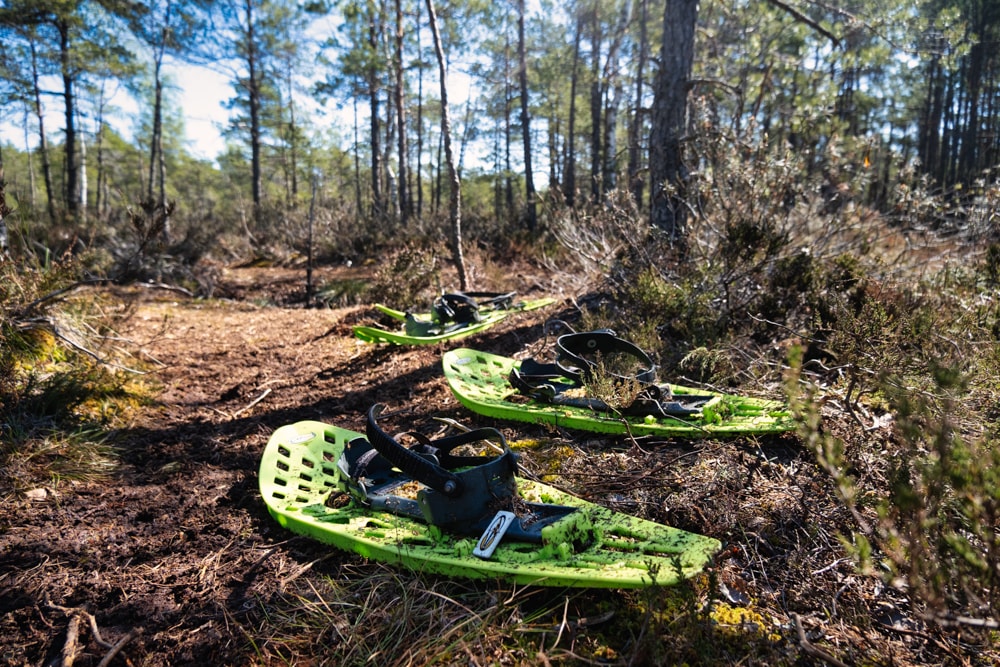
[0,256,136,495]
[313,276,370,307]
[785,274,1000,626]
[366,242,442,307]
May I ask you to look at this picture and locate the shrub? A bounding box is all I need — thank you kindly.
[0,255,135,494]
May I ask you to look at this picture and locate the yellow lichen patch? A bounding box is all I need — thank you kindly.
[19,325,59,357]
[709,602,781,642]
[507,438,547,452]
[512,440,579,483]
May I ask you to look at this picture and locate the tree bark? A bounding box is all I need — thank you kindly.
[243,0,263,229]
[352,86,363,215]
[29,39,56,225]
[425,0,468,289]
[95,84,106,218]
[589,3,603,200]
[649,0,696,250]
[369,10,384,218]
[504,32,514,217]
[394,0,409,223]
[0,144,10,257]
[415,0,424,220]
[286,72,299,205]
[58,17,78,219]
[627,0,648,205]
[517,0,536,232]
[563,14,582,208]
[602,0,632,196]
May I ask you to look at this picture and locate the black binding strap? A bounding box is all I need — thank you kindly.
[364,404,466,497]
[339,404,577,539]
[432,291,518,326]
[405,291,519,336]
[511,329,657,390]
[554,329,658,384]
[510,330,714,418]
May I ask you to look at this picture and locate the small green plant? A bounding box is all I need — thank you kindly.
[314,277,371,307]
[582,354,647,415]
[367,243,440,307]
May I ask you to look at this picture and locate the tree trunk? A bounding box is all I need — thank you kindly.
[459,89,474,177]
[59,18,78,219]
[941,73,956,186]
[369,11,384,218]
[415,0,424,221]
[493,116,502,220]
[244,0,263,229]
[960,39,985,184]
[649,0,696,249]
[434,130,442,214]
[148,15,170,213]
[30,40,56,225]
[602,0,632,197]
[352,88,363,215]
[564,14,582,208]
[394,0,410,224]
[425,0,468,290]
[504,32,514,217]
[0,144,10,257]
[79,131,87,226]
[22,105,37,209]
[148,62,163,205]
[286,70,299,205]
[149,29,171,242]
[517,0,536,232]
[548,107,560,193]
[589,4,603,200]
[95,85,106,218]
[627,0,648,205]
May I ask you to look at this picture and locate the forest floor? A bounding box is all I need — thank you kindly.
[0,262,991,666]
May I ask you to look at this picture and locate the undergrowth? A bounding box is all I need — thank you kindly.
[0,255,141,496]
[246,562,741,666]
[540,123,1000,662]
[3,123,1000,665]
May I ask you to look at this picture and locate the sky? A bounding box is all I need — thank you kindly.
[0,60,231,163]
[1,59,479,169]
[172,64,231,161]
[0,2,543,179]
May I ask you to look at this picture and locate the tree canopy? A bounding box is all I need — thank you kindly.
[0,0,998,251]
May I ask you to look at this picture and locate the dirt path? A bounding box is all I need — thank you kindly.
[0,266,562,666]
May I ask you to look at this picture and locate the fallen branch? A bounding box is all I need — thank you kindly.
[61,612,82,667]
[792,613,850,667]
[46,600,142,667]
[96,627,143,667]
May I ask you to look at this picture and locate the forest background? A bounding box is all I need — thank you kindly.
[1,0,997,264]
[2,0,1000,665]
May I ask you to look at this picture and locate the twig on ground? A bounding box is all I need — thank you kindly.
[792,613,850,667]
[61,612,82,667]
[278,553,337,588]
[231,388,272,418]
[137,281,195,297]
[96,627,142,667]
[46,599,142,667]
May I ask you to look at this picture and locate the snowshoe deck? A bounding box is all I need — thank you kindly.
[442,347,795,437]
[353,298,555,345]
[259,419,721,587]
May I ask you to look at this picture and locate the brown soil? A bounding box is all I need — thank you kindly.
[0,264,983,665]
